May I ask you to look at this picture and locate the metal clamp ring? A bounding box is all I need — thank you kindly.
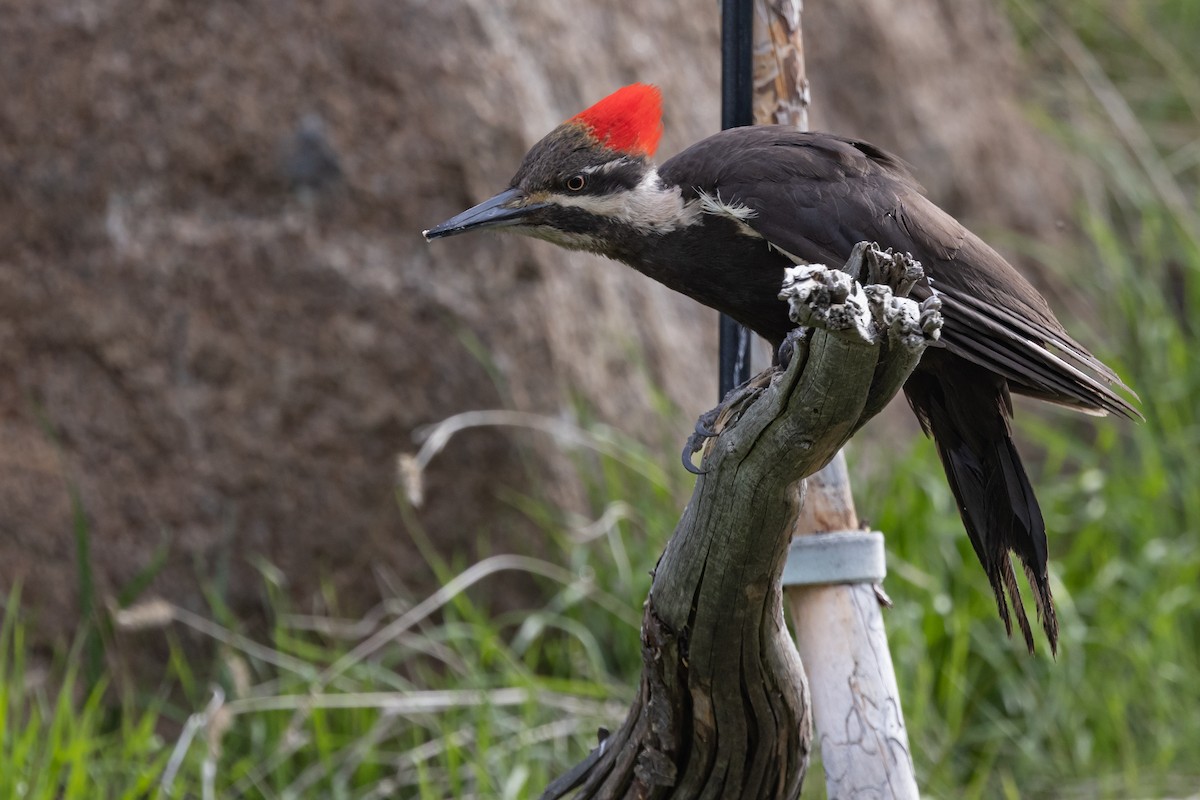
[781,530,886,586]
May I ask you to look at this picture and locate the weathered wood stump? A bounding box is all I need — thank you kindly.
[541,243,942,800]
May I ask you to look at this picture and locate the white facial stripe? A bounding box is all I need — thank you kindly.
[580,159,634,176]
[549,169,702,233]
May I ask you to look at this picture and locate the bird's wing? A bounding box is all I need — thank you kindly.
[674,128,1139,419]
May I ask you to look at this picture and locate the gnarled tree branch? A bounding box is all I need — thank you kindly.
[541,243,941,800]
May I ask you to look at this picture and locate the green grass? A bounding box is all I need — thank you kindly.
[0,587,169,799]
[5,412,680,798]
[873,3,1200,794]
[5,0,1200,796]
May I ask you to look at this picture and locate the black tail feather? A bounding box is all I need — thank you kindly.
[905,359,1059,654]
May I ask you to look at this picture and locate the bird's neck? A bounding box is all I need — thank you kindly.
[596,175,795,346]
[593,168,703,237]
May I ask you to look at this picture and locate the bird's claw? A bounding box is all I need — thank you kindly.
[681,408,722,473]
[776,327,811,370]
[693,406,721,438]
[681,434,709,475]
[681,380,766,474]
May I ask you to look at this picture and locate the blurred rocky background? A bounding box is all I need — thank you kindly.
[0,0,1074,649]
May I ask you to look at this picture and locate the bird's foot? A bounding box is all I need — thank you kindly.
[680,426,712,475]
[687,403,724,445]
[681,377,768,474]
[776,327,812,371]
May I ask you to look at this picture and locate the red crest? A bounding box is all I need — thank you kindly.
[570,84,663,158]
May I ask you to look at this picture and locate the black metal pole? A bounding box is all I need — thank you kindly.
[719,0,755,399]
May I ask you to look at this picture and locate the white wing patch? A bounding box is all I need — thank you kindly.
[696,189,763,239]
[768,241,807,265]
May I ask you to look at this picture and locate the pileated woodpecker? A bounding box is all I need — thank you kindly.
[424,84,1138,652]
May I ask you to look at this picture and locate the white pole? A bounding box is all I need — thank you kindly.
[785,454,920,799]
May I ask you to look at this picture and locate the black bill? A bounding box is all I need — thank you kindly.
[423,188,547,240]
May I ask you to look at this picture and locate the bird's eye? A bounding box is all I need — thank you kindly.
[566,174,587,192]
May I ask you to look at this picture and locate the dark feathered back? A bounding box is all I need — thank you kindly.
[659,127,1140,651]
